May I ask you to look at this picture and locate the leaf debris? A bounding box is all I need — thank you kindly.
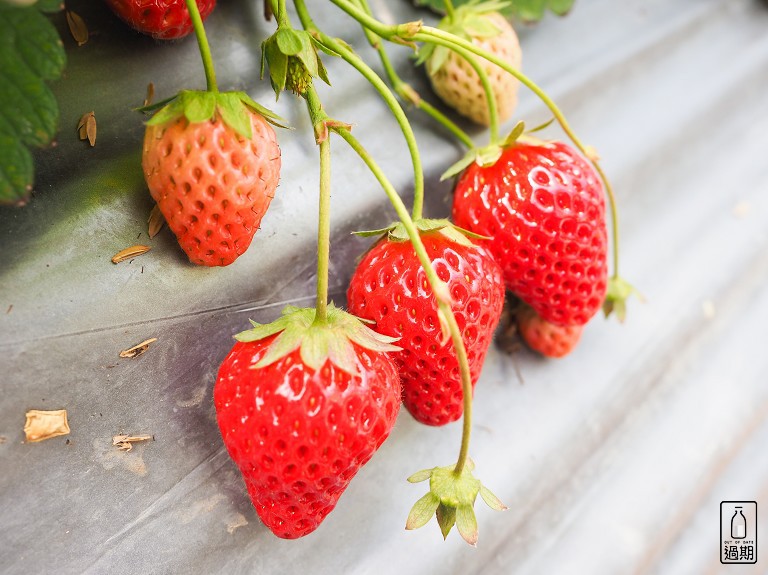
[113,434,154,452]
[24,409,70,442]
[111,244,151,264]
[66,10,88,46]
[77,111,96,146]
[143,82,155,107]
[148,204,165,238]
[119,337,158,358]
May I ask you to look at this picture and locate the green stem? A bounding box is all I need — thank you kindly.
[418,26,620,276]
[276,0,289,27]
[184,0,218,92]
[354,0,475,149]
[448,43,499,142]
[444,0,456,20]
[327,0,622,278]
[305,87,331,323]
[335,126,473,475]
[294,0,427,220]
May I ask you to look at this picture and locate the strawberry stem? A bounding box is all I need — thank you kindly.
[305,88,332,324]
[328,0,624,292]
[444,0,456,20]
[184,0,218,93]
[418,25,621,278]
[333,125,474,475]
[294,0,427,221]
[353,0,475,149]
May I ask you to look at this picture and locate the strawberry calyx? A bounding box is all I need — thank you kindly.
[235,303,400,376]
[602,276,642,322]
[416,0,510,75]
[440,120,529,180]
[354,217,488,245]
[406,458,506,546]
[141,90,286,139]
[262,25,331,98]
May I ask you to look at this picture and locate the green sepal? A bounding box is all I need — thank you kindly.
[354,218,481,247]
[184,91,216,123]
[407,468,434,483]
[602,276,642,322]
[262,25,330,98]
[144,90,287,137]
[405,491,440,530]
[441,143,503,181]
[501,120,526,147]
[405,457,504,545]
[436,503,456,540]
[235,304,400,376]
[416,1,509,74]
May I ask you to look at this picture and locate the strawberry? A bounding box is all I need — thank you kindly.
[419,4,522,126]
[214,305,401,539]
[346,221,505,426]
[142,90,282,266]
[452,139,608,326]
[104,0,216,40]
[517,304,583,358]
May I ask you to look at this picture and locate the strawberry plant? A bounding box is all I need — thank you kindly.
[5,0,638,548]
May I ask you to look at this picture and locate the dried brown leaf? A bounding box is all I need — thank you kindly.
[148,205,165,238]
[24,409,70,443]
[143,82,155,107]
[66,10,88,46]
[113,434,153,452]
[111,244,150,264]
[77,111,96,146]
[119,337,158,358]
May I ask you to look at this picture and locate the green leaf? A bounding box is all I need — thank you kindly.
[0,3,65,204]
[502,120,526,147]
[216,92,252,140]
[440,149,479,181]
[413,0,575,22]
[183,91,216,124]
[405,492,440,530]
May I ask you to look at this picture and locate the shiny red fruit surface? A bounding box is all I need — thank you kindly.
[214,337,400,539]
[347,231,505,426]
[453,141,608,326]
[104,0,216,40]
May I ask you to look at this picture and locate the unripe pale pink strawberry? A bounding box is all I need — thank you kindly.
[424,9,522,126]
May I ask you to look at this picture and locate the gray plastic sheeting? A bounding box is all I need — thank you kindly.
[2,0,768,573]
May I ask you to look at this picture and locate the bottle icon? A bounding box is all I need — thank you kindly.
[731,507,747,539]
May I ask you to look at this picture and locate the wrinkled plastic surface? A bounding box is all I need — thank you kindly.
[2,0,768,573]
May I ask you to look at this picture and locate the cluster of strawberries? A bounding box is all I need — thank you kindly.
[109,0,610,542]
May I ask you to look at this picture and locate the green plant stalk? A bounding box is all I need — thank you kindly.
[443,0,456,19]
[328,0,621,278]
[184,0,218,92]
[276,0,289,26]
[305,88,332,324]
[293,0,427,220]
[335,124,473,476]
[353,0,475,149]
[419,26,620,276]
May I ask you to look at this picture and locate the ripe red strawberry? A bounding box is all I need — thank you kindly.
[419,5,522,126]
[452,140,608,326]
[214,305,401,539]
[347,222,505,426]
[517,304,583,358]
[104,0,216,40]
[142,90,282,266]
